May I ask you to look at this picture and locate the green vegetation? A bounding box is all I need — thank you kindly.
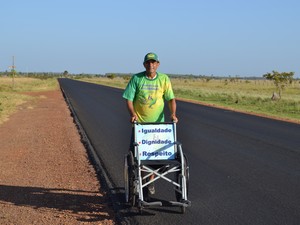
[77,76,300,123]
[0,77,59,124]
[172,78,300,121]
[263,71,294,98]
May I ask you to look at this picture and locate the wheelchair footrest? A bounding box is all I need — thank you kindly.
[140,201,162,207]
[169,200,191,207]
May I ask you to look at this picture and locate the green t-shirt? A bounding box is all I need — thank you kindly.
[123,71,175,122]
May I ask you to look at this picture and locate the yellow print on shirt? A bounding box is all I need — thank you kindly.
[140,93,157,108]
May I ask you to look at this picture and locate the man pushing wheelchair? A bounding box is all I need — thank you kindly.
[123,52,178,195]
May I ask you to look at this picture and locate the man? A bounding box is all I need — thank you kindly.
[123,52,178,123]
[123,52,178,194]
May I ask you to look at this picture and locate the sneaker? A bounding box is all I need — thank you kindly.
[148,183,155,195]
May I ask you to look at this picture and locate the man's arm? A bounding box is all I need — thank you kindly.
[126,100,138,123]
[168,98,178,122]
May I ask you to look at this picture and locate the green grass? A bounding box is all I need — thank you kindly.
[0,77,59,124]
[0,77,59,92]
[77,76,300,123]
[172,78,300,121]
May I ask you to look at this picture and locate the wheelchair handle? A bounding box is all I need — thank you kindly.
[132,121,177,125]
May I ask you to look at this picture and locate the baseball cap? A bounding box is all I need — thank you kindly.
[144,52,159,63]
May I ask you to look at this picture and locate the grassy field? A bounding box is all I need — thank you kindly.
[75,76,300,123]
[0,77,59,124]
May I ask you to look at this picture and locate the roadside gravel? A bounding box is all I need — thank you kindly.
[0,90,116,225]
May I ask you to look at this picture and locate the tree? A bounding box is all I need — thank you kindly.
[107,73,116,79]
[263,71,294,99]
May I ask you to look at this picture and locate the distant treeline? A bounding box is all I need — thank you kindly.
[103,73,268,80]
[0,71,298,80]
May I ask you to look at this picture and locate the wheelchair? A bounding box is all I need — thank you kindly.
[124,121,191,213]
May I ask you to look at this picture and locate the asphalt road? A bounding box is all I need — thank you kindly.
[58,78,300,225]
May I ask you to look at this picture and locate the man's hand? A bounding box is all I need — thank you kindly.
[168,99,178,122]
[130,114,138,123]
[171,114,178,123]
[126,100,138,123]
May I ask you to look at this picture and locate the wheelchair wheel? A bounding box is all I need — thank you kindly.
[175,154,189,213]
[124,151,136,206]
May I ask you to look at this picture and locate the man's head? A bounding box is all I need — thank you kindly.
[143,53,160,77]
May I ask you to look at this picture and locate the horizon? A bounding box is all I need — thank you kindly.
[2,70,299,80]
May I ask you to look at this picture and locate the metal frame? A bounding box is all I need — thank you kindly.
[124,122,191,213]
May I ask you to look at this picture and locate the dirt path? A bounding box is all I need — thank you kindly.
[0,90,116,225]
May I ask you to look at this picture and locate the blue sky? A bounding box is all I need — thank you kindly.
[1,0,299,77]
